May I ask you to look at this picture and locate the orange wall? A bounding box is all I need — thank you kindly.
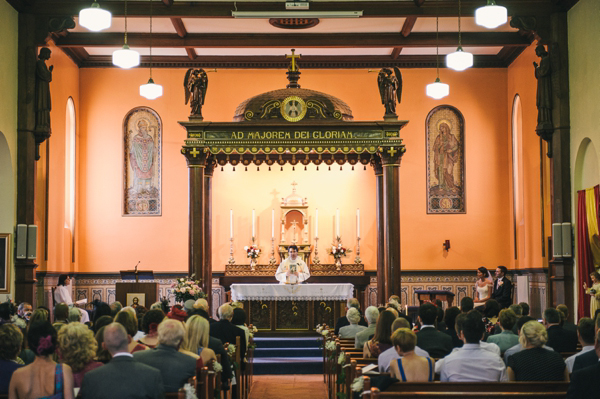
[73,66,516,273]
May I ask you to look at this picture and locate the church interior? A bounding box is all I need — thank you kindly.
[1,0,599,340]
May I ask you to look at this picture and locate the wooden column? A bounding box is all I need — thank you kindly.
[182,147,207,295]
[381,146,404,300]
[373,156,385,305]
[204,157,215,313]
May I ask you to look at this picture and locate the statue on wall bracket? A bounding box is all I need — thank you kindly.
[34,47,53,160]
[184,68,208,120]
[377,67,402,121]
[533,44,554,157]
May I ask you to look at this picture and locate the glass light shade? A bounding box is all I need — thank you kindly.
[475,1,508,29]
[140,78,163,100]
[79,1,112,32]
[112,45,140,69]
[446,47,474,71]
[426,79,450,99]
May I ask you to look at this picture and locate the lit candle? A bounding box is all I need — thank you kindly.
[252,209,255,238]
[336,209,340,237]
[271,209,275,238]
[315,208,319,238]
[356,208,360,237]
[230,209,233,238]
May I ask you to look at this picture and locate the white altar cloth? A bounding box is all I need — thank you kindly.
[230,283,354,302]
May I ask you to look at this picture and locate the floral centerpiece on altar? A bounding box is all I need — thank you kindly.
[244,244,261,270]
[171,275,205,303]
[329,242,351,269]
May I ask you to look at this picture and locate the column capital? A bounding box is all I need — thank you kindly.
[371,155,383,176]
[379,145,405,166]
[181,146,209,167]
[204,155,216,177]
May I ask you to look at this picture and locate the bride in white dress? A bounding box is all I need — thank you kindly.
[474,266,493,307]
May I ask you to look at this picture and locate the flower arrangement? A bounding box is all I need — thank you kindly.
[325,340,336,351]
[244,245,261,259]
[171,275,205,303]
[329,243,351,260]
[338,351,346,365]
[226,343,236,356]
[351,377,364,393]
[212,361,223,373]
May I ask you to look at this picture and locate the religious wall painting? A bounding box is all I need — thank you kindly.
[123,107,162,216]
[426,106,465,214]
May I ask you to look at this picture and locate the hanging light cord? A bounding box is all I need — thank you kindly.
[458,0,462,48]
[149,0,153,78]
[435,12,440,79]
[124,0,128,45]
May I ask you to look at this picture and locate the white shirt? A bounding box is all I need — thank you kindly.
[378,346,430,373]
[54,284,73,305]
[435,340,500,373]
[275,256,310,284]
[565,345,595,373]
[440,343,508,382]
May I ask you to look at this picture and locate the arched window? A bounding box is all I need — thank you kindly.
[65,97,76,262]
[511,94,524,260]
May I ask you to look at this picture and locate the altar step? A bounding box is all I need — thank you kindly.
[253,337,323,375]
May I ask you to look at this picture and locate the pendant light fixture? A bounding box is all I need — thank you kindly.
[112,0,140,69]
[140,0,163,99]
[446,0,473,71]
[79,0,112,32]
[426,13,449,100]
[475,0,508,29]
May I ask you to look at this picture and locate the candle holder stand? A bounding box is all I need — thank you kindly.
[228,237,236,265]
[354,236,362,264]
[312,237,320,265]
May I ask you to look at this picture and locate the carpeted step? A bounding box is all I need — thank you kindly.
[254,347,323,358]
[251,336,324,375]
[253,337,322,348]
[253,357,323,375]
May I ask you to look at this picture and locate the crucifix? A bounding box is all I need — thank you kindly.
[286,49,301,72]
[291,220,299,244]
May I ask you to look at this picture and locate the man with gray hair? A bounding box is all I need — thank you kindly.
[210,303,247,368]
[80,323,164,399]
[355,306,379,349]
[335,298,367,335]
[133,319,196,392]
[339,308,367,339]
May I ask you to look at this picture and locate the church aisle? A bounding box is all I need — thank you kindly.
[248,375,327,399]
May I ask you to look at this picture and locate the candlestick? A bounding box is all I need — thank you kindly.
[252,209,255,238]
[271,209,275,238]
[356,208,360,237]
[354,236,362,265]
[313,236,320,265]
[336,209,340,238]
[315,208,319,238]
[230,209,233,238]
[228,237,235,265]
[269,237,277,265]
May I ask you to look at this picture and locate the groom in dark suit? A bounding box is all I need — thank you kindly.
[491,266,513,309]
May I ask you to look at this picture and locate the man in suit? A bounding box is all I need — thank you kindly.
[80,323,164,399]
[133,319,197,392]
[543,308,578,353]
[339,308,367,339]
[334,298,367,335]
[416,303,453,358]
[557,304,577,335]
[209,303,247,368]
[567,330,600,398]
[572,314,600,372]
[491,266,512,309]
[355,306,379,349]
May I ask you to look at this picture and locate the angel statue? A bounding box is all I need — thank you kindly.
[184,68,208,118]
[377,67,402,118]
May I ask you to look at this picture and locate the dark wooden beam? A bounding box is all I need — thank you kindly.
[401,16,418,37]
[60,47,89,66]
[162,0,173,6]
[55,32,531,48]
[186,48,197,60]
[170,17,187,38]
[391,48,402,59]
[496,46,527,66]
[414,0,426,7]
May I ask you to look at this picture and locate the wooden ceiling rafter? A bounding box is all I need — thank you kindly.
[170,16,197,59]
[390,48,403,59]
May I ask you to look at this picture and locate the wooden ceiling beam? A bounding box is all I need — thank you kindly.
[55,32,531,48]
[391,48,402,59]
[171,17,187,38]
[60,47,89,67]
[401,16,418,38]
[162,0,173,6]
[186,48,198,60]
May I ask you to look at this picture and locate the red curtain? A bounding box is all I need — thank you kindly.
[577,189,594,319]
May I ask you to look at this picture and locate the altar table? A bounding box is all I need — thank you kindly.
[230,283,354,333]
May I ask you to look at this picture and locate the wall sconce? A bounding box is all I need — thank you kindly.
[443,240,451,251]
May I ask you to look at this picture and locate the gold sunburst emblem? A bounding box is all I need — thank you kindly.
[280,96,307,122]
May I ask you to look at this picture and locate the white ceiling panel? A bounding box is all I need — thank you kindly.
[193,47,393,56]
[412,17,516,33]
[85,47,188,56]
[70,17,177,33]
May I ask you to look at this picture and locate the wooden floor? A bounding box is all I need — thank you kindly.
[248,375,328,399]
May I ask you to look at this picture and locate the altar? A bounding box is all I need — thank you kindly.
[231,283,354,333]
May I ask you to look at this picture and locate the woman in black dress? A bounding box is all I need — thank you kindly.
[507,320,568,381]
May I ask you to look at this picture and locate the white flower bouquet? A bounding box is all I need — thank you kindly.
[244,245,261,259]
[325,340,336,351]
[213,361,223,373]
[170,275,205,303]
[338,351,346,365]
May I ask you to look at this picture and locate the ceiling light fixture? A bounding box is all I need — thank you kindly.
[475,0,508,29]
[446,0,473,71]
[232,11,363,18]
[112,0,140,69]
[426,13,449,100]
[140,0,163,100]
[79,0,112,32]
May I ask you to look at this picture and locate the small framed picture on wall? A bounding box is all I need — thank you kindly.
[0,233,11,293]
[126,293,145,308]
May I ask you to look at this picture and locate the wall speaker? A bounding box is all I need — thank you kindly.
[27,225,37,259]
[552,223,562,258]
[16,224,27,259]
[561,222,572,257]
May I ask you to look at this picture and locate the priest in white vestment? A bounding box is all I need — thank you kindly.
[275,245,310,284]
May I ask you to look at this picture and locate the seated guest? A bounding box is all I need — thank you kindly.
[121,306,145,341]
[483,299,501,324]
[335,298,367,335]
[193,298,217,324]
[133,319,197,392]
[566,330,600,398]
[232,307,250,346]
[138,309,165,348]
[181,315,217,365]
[9,321,75,399]
[339,308,367,339]
[435,306,446,332]
[53,302,70,331]
[57,322,103,388]
[572,314,600,372]
[363,310,395,358]
[115,310,149,353]
[210,304,247,367]
[355,306,379,349]
[109,301,122,317]
[509,304,523,334]
[67,307,81,323]
[503,316,553,364]
[440,310,507,382]
[416,303,453,359]
[519,302,530,316]
[389,328,434,382]
[94,326,112,364]
[0,324,23,394]
[92,301,112,326]
[443,307,463,348]
[487,309,519,354]
[460,297,474,313]
[565,317,595,373]
[557,304,577,335]
[80,323,164,399]
[543,308,578,353]
[379,318,429,373]
[507,320,568,381]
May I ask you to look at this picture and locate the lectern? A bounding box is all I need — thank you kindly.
[414,289,455,307]
[116,270,158,307]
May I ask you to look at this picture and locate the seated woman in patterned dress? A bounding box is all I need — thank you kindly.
[389,328,435,382]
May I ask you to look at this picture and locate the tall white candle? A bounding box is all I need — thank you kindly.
[357,208,360,237]
[230,209,233,238]
[315,208,319,238]
[336,209,340,237]
[271,209,275,238]
[252,209,256,238]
